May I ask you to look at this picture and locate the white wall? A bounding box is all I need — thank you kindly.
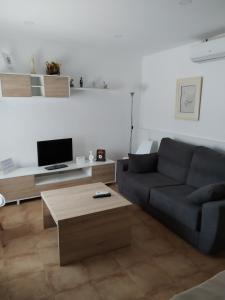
[138,43,225,152]
[0,37,141,167]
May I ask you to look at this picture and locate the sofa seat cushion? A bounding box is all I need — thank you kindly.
[150,185,201,231]
[123,171,179,207]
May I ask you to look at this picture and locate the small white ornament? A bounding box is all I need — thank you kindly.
[0,194,6,207]
[88,151,94,163]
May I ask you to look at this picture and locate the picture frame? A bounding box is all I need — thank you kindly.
[96,149,106,161]
[175,77,203,121]
[0,158,16,174]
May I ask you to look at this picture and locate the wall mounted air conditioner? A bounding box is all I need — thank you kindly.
[190,37,225,63]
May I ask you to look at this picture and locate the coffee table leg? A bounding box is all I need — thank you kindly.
[58,219,71,266]
[42,200,56,229]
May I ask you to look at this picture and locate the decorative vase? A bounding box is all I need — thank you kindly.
[31,55,36,74]
[88,151,94,163]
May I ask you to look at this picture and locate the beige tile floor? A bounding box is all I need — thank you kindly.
[0,195,225,300]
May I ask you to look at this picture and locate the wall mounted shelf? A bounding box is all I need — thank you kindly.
[0,73,110,98]
[0,73,70,98]
[70,87,109,91]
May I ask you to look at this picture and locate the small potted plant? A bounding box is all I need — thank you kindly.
[46,61,61,75]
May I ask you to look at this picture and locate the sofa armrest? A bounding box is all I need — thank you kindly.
[116,159,128,191]
[199,199,225,254]
[117,159,129,173]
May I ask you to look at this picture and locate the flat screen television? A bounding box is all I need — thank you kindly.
[37,138,73,167]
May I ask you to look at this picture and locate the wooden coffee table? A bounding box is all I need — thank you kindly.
[41,182,132,265]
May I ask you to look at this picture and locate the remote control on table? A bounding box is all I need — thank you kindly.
[93,191,111,198]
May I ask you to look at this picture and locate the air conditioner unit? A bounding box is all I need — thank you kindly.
[190,37,225,63]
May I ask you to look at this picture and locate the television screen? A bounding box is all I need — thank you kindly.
[37,138,73,166]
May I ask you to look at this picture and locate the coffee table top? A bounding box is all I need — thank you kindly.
[41,182,132,222]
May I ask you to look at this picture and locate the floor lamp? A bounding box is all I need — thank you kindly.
[129,92,135,153]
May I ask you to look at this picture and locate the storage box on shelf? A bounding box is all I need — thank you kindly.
[0,73,70,97]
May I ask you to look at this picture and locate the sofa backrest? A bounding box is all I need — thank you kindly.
[187,147,225,188]
[157,138,195,183]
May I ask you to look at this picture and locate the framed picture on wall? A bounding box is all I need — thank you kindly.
[175,77,203,121]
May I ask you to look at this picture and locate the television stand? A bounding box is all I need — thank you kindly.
[45,164,68,171]
[0,159,115,204]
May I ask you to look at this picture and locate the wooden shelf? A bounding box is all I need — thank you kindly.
[31,75,43,87]
[70,87,109,91]
[35,168,91,186]
[31,86,45,96]
[0,73,111,98]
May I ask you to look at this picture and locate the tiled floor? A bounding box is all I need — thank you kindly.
[1,196,225,300]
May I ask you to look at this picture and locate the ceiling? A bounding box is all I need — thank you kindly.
[0,0,225,55]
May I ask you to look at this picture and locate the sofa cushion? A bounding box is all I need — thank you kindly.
[187,182,225,205]
[150,185,201,231]
[128,153,157,173]
[157,138,195,183]
[187,147,225,188]
[122,171,180,208]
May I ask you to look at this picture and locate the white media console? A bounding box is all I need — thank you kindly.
[0,159,115,204]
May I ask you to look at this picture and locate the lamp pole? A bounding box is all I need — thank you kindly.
[129,92,135,153]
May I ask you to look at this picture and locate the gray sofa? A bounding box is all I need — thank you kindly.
[117,138,225,254]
